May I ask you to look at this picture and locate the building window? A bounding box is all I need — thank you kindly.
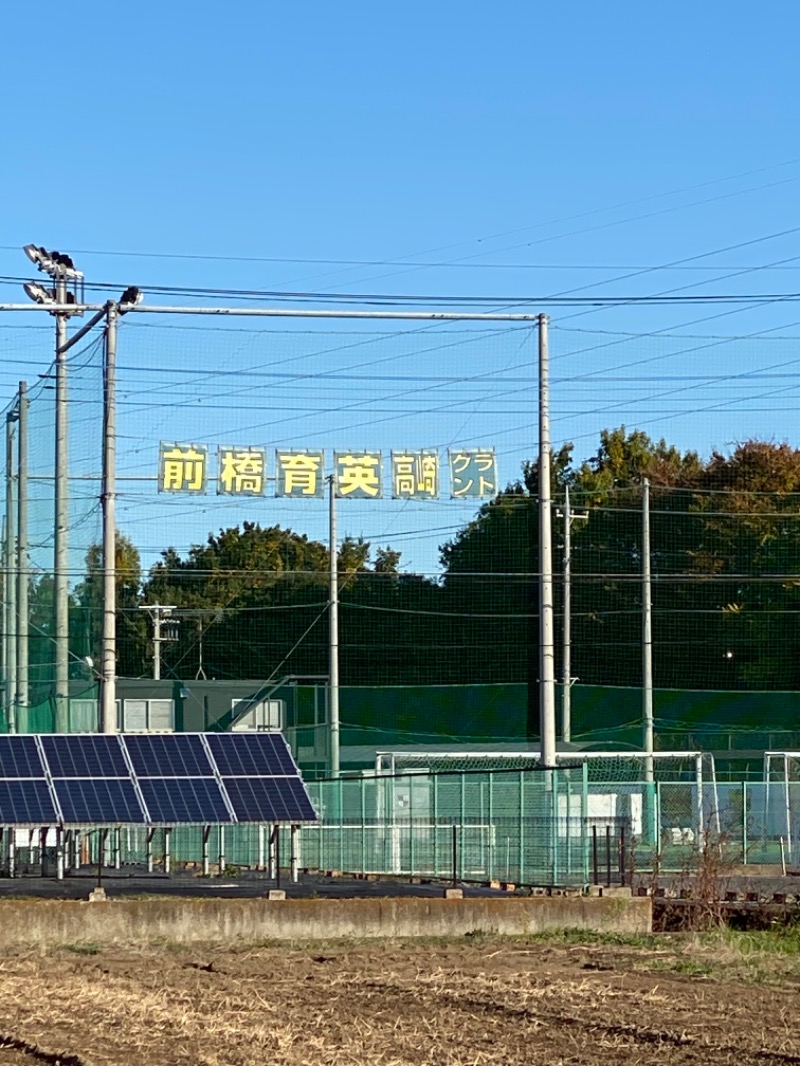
[118,699,175,732]
[230,698,283,731]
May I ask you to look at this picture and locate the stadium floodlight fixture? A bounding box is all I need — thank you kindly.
[23,243,83,280]
[23,282,56,305]
[118,286,143,313]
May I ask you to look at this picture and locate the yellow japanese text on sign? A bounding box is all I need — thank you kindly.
[159,443,208,493]
[217,447,266,495]
[334,452,382,498]
[448,449,498,498]
[275,451,325,498]
[391,451,439,499]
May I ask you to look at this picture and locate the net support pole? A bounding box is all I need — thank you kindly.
[561,486,572,744]
[100,303,117,734]
[642,478,657,846]
[642,478,654,778]
[290,824,299,883]
[15,381,28,721]
[328,475,340,778]
[538,314,556,769]
[54,277,70,733]
[4,406,16,730]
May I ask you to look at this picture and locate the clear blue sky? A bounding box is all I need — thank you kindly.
[2,1,800,574]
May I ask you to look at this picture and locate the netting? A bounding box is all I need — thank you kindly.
[0,324,104,730]
[5,311,800,762]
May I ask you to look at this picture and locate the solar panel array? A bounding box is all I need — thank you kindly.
[0,733,317,827]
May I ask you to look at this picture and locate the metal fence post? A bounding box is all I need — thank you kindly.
[742,781,748,864]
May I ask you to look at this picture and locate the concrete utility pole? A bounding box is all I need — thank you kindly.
[139,604,177,680]
[328,475,340,778]
[100,304,117,734]
[538,314,556,769]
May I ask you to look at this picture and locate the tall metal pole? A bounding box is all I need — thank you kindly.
[4,410,17,729]
[562,486,572,744]
[16,382,28,724]
[642,477,654,783]
[328,475,340,778]
[54,274,70,731]
[100,304,117,734]
[538,315,556,768]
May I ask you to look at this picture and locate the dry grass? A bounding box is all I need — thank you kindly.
[0,936,796,1064]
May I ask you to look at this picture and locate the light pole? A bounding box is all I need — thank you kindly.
[328,475,340,778]
[23,246,84,732]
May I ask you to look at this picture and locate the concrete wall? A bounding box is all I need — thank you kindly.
[0,896,651,949]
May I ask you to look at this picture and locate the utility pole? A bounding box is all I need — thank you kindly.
[100,304,117,733]
[15,382,28,725]
[139,605,177,680]
[538,314,556,769]
[328,475,340,778]
[557,486,588,744]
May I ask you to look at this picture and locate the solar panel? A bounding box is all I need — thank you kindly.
[54,779,145,825]
[139,777,231,825]
[42,735,129,779]
[223,776,317,823]
[207,732,297,776]
[0,736,45,778]
[124,734,213,777]
[0,780,58,824]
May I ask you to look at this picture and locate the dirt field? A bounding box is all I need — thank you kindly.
[0,932,798,1065]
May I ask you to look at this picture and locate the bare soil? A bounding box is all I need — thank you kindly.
[0,935,797,1065]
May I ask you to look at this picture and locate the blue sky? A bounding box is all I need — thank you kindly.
[2,1,800,575]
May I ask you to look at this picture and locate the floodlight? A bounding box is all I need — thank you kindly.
[22,243,83,280]
[23,282,56,305]
[23,244,48,269]
[118,286,143,313]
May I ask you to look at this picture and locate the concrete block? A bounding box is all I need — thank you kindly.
[601,886,632,899]
[87,887,108,903]
[444,888,463,899]
[486,879,501,890]
[501,883,516,893]
[586,885,602,897]
[267,890,286,901]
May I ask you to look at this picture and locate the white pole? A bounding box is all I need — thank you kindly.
[100,304,117,733]
[329,476,340,778]
[538,315,556,768]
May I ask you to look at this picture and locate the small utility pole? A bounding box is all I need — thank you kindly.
[139,604,177,680]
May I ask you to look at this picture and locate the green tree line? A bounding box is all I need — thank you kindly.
[25,428,800,700]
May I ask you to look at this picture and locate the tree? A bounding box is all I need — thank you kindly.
[73,534,147,678]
